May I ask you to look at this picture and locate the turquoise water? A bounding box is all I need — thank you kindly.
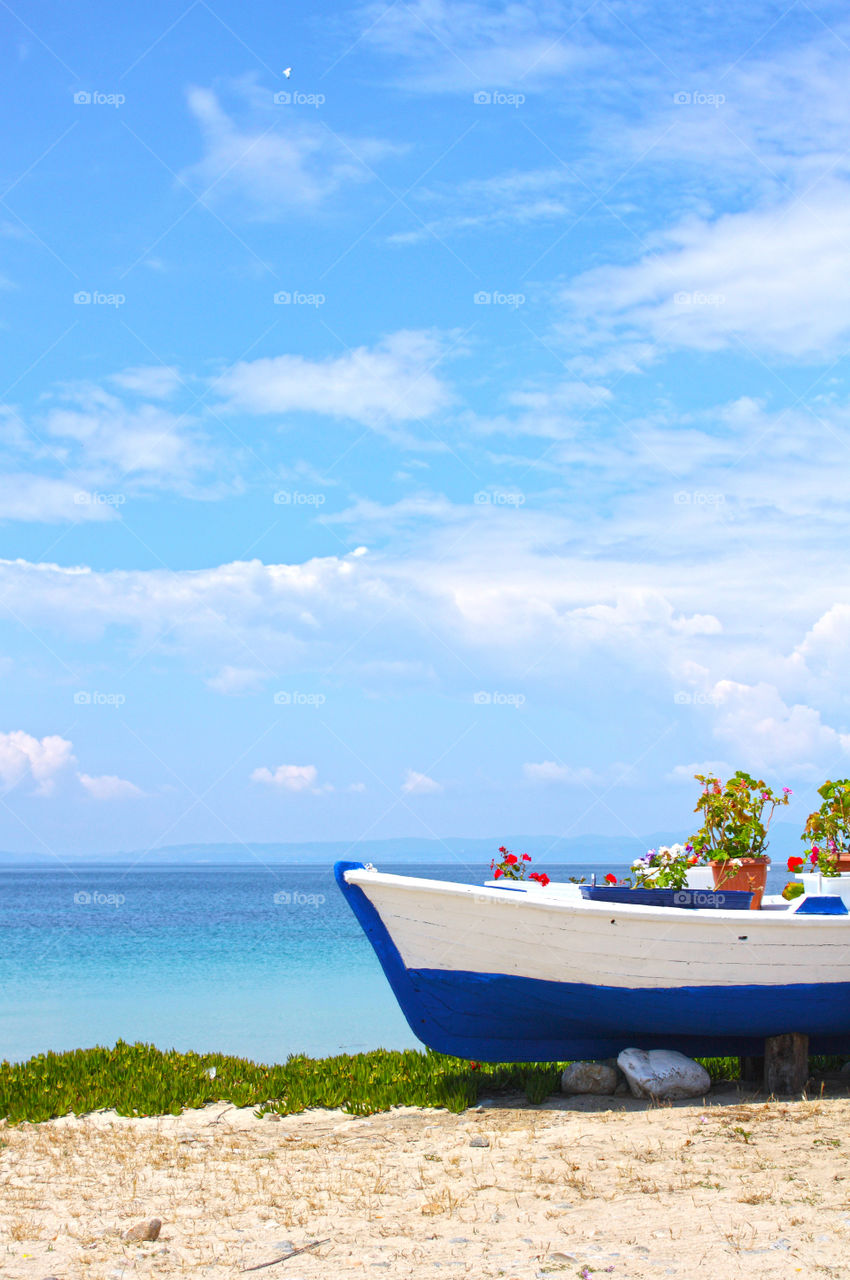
[0,861,791,1065]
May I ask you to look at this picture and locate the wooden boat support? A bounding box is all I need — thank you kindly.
[336,861,850,1071]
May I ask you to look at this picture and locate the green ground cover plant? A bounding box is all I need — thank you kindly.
[0,1042,771,1124]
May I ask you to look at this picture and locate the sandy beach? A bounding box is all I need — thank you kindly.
[2,1086,849,1279]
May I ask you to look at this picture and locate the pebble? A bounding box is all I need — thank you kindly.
[469,1136,490,1148]
[122,1218,162,1242]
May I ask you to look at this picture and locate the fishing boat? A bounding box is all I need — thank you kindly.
[335,860,850,1061]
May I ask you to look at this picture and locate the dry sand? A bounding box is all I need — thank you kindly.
[2,1086,850,1279]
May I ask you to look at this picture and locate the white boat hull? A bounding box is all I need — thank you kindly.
[336,862,850,1061]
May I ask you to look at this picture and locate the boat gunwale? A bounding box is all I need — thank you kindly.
[343,867,846,926]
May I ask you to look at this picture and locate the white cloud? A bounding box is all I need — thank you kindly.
[389,168,577,244]
[667,761,732,784]
[401,769,442,794]
[0,475,118,524]
[109,366,182,399]
[182,85,392,217]
[710,679,850,773]
[0,731,75,795]
[45,387,208,480]
[564,186,850,359]
[205,666,268,695]
[523,761,599,786]
[361,0,598,92]
[78,772,143,800]
[217,330,453,428]
[251,763,321,792]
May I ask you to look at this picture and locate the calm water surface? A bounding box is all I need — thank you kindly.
[0,861,791,1065]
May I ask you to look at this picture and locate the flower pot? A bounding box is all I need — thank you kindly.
[711,858,769,909]
[793,872,823,894]
[814,874,850,909]
[685,866,714,890]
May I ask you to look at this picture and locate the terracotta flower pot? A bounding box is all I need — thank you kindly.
[711,858,769,910]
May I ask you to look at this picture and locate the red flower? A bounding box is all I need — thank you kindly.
[605,873,617,884]
[498,846,507,854]
[522,853,532,861]
[529,872,550,886]
[810,850,819,865]
[505,853,518,865]
[493,867,503,879]
[787,856,804,872]
[469,1061,480,1070]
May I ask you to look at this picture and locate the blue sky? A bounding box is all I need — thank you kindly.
[3,0,850,855]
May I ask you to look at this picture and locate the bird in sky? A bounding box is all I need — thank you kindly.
[283,68,292,78]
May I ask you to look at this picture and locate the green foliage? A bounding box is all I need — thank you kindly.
[2,1043,826,1125]
[690,770,791,862]
[0,1042,568,1124]
[802,779,850,864]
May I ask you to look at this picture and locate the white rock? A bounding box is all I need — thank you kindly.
[617,1048,710,1100]
[560,1060,619,1095]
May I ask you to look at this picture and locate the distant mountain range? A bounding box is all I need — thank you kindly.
[0,824,803,867]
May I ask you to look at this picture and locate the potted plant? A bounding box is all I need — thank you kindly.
[689,771,792,910]
[802,779,850,871]
[630,843,699,890]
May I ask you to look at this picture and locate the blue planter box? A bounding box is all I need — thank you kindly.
[580,886,753,910]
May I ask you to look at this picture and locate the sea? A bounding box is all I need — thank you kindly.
[0,860,793,1066]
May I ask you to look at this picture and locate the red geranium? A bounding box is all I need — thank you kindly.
[491,845,546,884]
[787,855,804,872]
[605,873,618,884]
[528,872,550,886]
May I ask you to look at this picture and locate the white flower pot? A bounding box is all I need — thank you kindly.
[794,873,822,894]
[815,874,850,908]
[685,866,714,890]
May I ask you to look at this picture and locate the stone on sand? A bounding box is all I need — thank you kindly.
[560,1060,619,1095]
[617,1048,710,1100]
